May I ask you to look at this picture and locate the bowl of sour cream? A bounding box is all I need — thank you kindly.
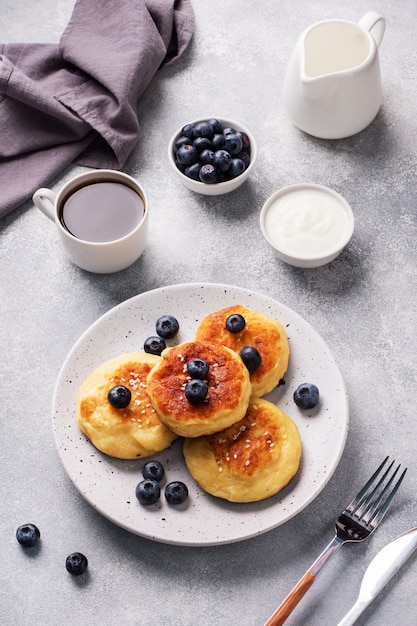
[260,183,354,268]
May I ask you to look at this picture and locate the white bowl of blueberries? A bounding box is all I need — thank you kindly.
[168,117,257,195]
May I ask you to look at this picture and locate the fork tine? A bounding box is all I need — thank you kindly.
[346,456,389,513]
[366,465,407,526]
[355,459,397,518]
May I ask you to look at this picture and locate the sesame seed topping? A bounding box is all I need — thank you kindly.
[245,460,250,466]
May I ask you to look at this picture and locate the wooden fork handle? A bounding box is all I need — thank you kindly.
[264,572,315,626]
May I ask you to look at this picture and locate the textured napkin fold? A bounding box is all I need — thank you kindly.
[0,0,194,218]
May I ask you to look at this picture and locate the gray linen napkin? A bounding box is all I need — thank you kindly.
[0,0,194,218]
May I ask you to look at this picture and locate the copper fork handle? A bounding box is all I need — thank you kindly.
[264,573,315,626]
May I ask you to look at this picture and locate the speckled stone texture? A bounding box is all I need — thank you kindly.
[1,1,417,625]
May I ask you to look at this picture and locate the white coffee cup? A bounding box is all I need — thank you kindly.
[33,169,149,273]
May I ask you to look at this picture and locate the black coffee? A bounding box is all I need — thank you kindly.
[61,181,145,243]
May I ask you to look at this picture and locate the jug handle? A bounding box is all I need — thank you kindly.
[359,12,385,47]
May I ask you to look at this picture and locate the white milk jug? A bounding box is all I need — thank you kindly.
[282,12,385,139]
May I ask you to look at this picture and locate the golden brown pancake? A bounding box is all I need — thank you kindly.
[146,341,251,438]
[194,305,290,396]
[183,397,301,502]
[76,352,178,459]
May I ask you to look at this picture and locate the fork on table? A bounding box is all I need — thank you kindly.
[264,457,407,626]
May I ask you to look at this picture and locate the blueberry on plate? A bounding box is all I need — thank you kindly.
[156,315,179,339]
[240,345,262,372]
[144,336,166,356]
[185,379,208,403]
[142,460,165,482]
[135,479,161,505]
[16,523,40,548]
[107,385,131,409]
[66,552,88,576]
[165,481,189,505]
[186,358,209,379]
[199,164,218,184]
[226,313,246,333]
[293,383,319,409]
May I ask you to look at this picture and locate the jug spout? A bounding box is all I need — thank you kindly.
[302,74,338,101]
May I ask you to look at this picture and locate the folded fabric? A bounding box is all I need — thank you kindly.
[0,0,194,218]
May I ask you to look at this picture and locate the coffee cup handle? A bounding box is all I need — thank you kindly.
[32,188,57,222]
[359,12,385,47]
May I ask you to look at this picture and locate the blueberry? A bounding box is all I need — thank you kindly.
[293,383,320,409]
[192,121,214,139]
[184,163,201,180]
[144,336,166,356]
[236,150,250,168]
[237,131,251,150]
[165,481,189,505]
[156,315,179,339]
[185,379,208,403]
[212,133,226,150]
[199,149,214,165]
[226,313,246,333]
[142,460,165,482]
[181,123,195,138]
[187,358,209,379]
[174,135,192,152]
[207,118,223,134]
[193,137,212,153]
[65,552,88,576]
[16,523,40,548]
[107,385,131,409]
[228,158,246,179]
[240,346,262,372]
[223,126,236,136]
[213,149,232,172]
[135,479,161,505]
[224,133,243,156]
[199,164,218,184]
[176,144,198,166]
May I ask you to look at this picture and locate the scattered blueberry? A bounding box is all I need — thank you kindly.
[156,315,180,340]
[226,313,246,333]
[293,383,320,409]
[65,552,88,576]
[185,379,208,403]
[240,346,262,372]
[135,479,161,505]
[107,385,131,409]
[165,481,189,505]
[16,523,40,548]
[144,336,166,356]
[199,164,218,184]
[187,358,209,379]
[174,119,251,185]
[142,460,165,482]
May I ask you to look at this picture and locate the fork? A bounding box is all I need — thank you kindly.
[264,457,407,626]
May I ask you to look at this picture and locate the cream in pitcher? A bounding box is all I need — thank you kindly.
[283,12,385,139]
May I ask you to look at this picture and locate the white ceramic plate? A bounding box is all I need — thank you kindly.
[53,283,349,546]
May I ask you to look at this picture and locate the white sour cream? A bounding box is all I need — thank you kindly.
[262,185,353,260]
